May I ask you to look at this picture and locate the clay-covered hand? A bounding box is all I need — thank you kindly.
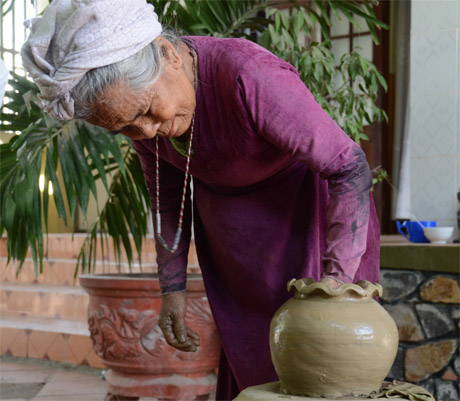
[158,291,200,352]
[320,276,342,289]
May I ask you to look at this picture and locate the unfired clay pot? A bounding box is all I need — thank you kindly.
[79,273,221,400]
[269,278,399,398]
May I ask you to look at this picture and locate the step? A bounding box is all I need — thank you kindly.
[1,283,89,321]
[1,257,201,287]
[0,313,104,368]
[0,234,199,265]
[0,257,156,286]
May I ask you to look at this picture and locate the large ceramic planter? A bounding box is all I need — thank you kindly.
[270,278,399,398]
[79,273,221,401]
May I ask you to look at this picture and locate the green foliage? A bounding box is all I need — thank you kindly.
[1,0,388,274]
[152,0,274,38]
[258,4,388,144]
[372,166,388,187]
[1,73,149,274]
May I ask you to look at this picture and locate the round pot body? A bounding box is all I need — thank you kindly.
[79,273,220,399]
[269,278,399,398]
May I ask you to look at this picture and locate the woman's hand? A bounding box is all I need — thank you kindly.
[320,276,342,289]
[158,291,200,352]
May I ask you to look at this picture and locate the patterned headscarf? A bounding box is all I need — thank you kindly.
[21,0,163,120]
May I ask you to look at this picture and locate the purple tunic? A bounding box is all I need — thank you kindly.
[132,36,380,400]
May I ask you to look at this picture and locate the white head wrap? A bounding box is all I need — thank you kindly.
[21,0,163,120]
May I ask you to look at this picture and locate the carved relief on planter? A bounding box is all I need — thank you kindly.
[88,297,219,373]
[80,273,220,400]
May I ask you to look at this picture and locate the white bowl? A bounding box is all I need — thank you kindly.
[423,227,454,244]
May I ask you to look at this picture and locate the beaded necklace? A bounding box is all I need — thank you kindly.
[154,47,196,253]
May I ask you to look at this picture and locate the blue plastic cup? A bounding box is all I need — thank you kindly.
[396,220,437,243]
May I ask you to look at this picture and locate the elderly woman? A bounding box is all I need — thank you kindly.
[22,0,379,399]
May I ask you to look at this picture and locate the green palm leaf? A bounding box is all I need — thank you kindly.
[1,73,146,273]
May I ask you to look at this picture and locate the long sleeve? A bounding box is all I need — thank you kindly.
[131,139,192,293]
[238,54,372,282]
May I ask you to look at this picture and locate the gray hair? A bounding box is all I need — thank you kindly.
[72,32,180,120]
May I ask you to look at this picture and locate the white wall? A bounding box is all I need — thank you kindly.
[409,0,460,236]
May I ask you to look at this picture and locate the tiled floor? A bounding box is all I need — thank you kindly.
[0,355,160,401]
[0,315,103,368]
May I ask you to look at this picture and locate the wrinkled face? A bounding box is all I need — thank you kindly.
[88,43,196,140]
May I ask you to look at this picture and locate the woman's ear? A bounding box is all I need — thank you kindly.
[154,37,182,69]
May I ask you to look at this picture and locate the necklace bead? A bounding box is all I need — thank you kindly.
[154,47,196,253]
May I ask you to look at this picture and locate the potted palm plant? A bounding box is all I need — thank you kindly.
[0,1,388,400]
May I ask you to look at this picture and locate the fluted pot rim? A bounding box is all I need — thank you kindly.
[287,278,382,298]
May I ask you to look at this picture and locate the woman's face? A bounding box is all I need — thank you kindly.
[88,40,196,140]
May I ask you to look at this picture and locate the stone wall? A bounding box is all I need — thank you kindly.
[380,269,460,401]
